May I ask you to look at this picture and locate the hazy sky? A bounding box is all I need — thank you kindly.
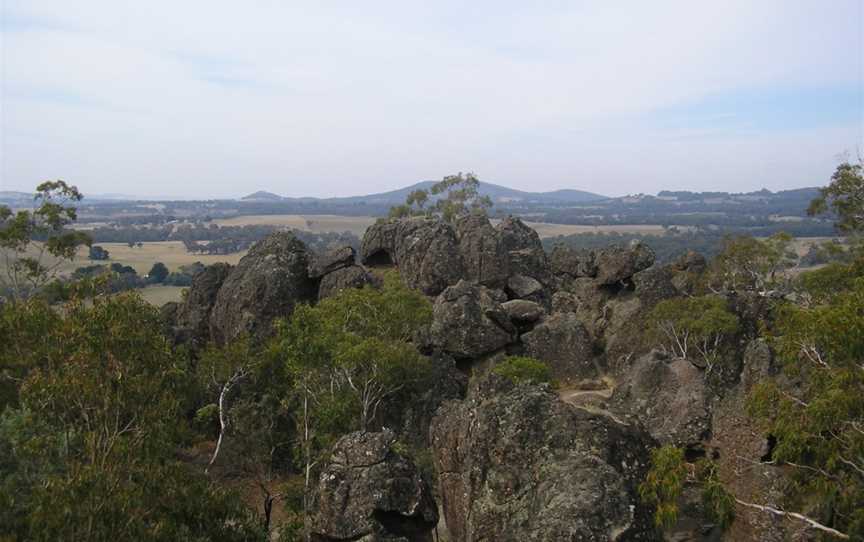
[1,1,862,199]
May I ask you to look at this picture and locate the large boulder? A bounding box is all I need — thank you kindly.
[549,246,597,279]
[317,265,378,300]
[393,218,464,296]
[455,214,510,288]
[594,242,655,286]
[309,246,356,279]
[174,262,232,348]
[428,281,515,360]
[360,221,400,266]
[501,299,545,324]
[310,429,438,542]
[609,351,711,447]
[209,232,316,344]
[495,216,550,284]
[522,312,600,383]
[632,265,679,308]
[506,274,546,302]
[430,375,657,542]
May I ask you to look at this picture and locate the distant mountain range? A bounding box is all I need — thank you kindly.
[241,181,608,205]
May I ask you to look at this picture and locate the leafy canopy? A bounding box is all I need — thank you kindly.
[492,356,553,386]
[388,172,493,222]
[647,295,740,369]
[0,181,91,300]
[0,293,263,541]
[808,160,864,233]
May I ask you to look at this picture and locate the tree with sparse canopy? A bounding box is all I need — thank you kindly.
[272,271,433,539]
[647,295,740,372]
[808,159,864,233]
[0,181,91,301]
[388,172,493,222]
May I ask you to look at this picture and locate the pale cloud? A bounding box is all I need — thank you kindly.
[1,1,861,198]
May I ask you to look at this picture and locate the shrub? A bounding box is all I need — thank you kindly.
[492,356,553,385]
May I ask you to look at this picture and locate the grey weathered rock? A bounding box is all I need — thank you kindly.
[174,262,232,348]
[522,312,600,383]
[317,265,378,300]
[549,246,597,278]
[739,339,775,392]
[501,299,545,323]
[360,221,400,266]
[632,265,679,307]
[396,353,468,448]
[495,216,550,283]
[310,429,438,542]
[506,274,545,300]
[455,214,510,288]
[430,374,657,542]
[394,218,463,296]
[428,280,514,359]
[609,351,711,447]
[309,245,356,279]
[594,241,655,285]
[209,232,316,345]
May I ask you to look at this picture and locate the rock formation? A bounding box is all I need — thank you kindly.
[209,232,317,344]
[430,374,657,541]
[310,429,438,542]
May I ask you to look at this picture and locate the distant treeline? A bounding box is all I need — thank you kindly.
[543,225,842,265]
[86,224,360,254]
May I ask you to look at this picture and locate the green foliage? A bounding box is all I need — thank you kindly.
[704,233,798,293]
[271,273,434,532]
[747,274,864,538]
[694,459,735,529]
[640,447,735,533]
[639,445,688,529]
[648,295,740,370]
[795,248,864,304]
[492,356,553,386]
[808,160,864,233]
[88,244,110,260]
[0,293,264,540]
[387,172,493,222]
[148,261,170,283]
[0,181,92,300]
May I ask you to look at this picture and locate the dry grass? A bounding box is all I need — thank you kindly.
[138,285,186,306]
[1,241,245,279]
[521,221,685,238]
[76,242,246,274]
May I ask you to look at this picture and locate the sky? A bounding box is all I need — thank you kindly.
[0,1,862,199]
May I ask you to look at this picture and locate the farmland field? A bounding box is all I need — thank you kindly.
[1,241,246,279]
[138,285,186,306]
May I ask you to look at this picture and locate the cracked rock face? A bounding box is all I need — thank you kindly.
[495,216,550,285]
[209,232,317,345]
[522,312,600,384]
[428,280,515,359]
[172,262,232,348]
[309,245,356,279]
[430,375,657,542]
[317,265,378,300]
[310,429,438,542]
[456,214,510,289]
[609,351,711,447]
